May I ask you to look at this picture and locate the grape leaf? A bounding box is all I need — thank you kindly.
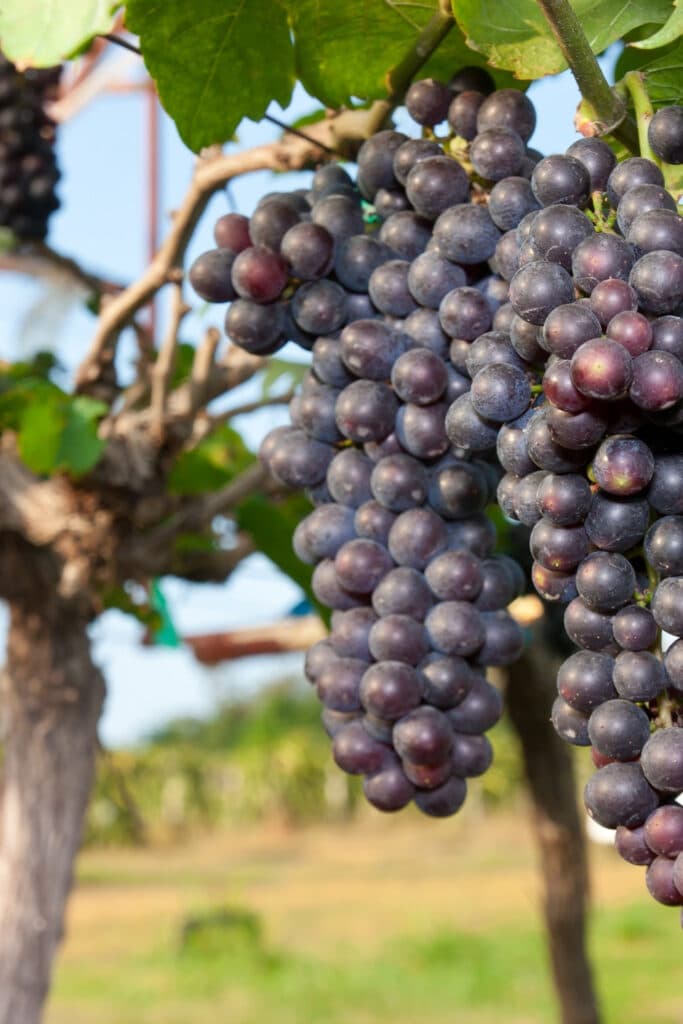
[126,0,296,152]
[18,393,105,477]
[0,0,115,65]
[453,0,673,78]
[640,38,683,105]
[168,425,253,495]
[56,397,107,476]
[18,395,65,474]
[633,1,683,49]
[288,0,516,109]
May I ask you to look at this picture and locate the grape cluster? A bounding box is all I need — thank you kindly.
[0,54,61,241]
[191,70,683,855]
[486,138,683,912]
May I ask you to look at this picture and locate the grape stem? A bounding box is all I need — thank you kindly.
[620,72,660,166]
[534,0,639,153]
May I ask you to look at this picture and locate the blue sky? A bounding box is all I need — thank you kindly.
[0,46,619,746]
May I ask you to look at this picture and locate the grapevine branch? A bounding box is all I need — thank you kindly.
[535,0,639,153]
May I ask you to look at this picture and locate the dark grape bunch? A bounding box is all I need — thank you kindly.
[191,69,683,855]
[492,130,683,913]
[0,54,61,241]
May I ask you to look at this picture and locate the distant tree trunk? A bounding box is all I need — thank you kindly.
[506,618,601,1024]
[0,596,104,1024]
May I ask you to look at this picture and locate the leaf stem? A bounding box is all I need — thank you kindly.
[534,0,639,153]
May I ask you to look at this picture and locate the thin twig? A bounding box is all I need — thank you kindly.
[188,327,222,415]
[149,283,188,443]
[145,461,268,549]
[103,34,141,56]
[212,390,295,424]
[263,113,341,157]
[0,242,123,299]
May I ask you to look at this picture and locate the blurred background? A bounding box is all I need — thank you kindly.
[0,40,680,1024]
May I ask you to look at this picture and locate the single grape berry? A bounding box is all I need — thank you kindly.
[647,105,683,165]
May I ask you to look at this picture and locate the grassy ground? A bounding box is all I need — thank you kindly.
[48,806,682,1024]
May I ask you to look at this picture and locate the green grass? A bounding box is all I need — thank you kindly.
[50,902,683,1024]
[47,815,683,1024]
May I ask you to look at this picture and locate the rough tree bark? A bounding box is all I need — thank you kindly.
[506,616,601,1024]
[0,582,104,1024]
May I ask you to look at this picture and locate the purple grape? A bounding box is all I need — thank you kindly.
[360,661,422,719]
[335,380,398,443]
[571,233,635,294]
[363,758,415,811]
[646,856,683,906]
[509,260,575,325]
[327,449,373,508]
[570,338,633,400]
[405,156,470,218]
[372,566,434,620]
[391,348,448,405]
[641,728,683,793]
[231,245,288,302]
[606,157,665,208]
[405,78,451,126]
[564,598,616,652]
[415,776,468,818]
[615,825,655,866]
[316,656,368,711]
[476,88,536,141]
[470,128,526,181]
[393,706,454,766]
[537,473,592,526]
[334,234,391,292]
[531,154,590,206]
[648,105,683,164]
[566,138,616,192]
[419,653,474,709]
[629,250,683,315]
[588,699,651,761]
[575,551,636,613]
[448,90,486,141]
[425,601,485,657]
[213,211,251,253]
[395,402,449,459]
[432,205,501,264]
[388,507,448,570]
[630,350,683,411]
[612,605,658,652]
[584,762,659,829]
[551,696,590,745]
[332,720,389,775]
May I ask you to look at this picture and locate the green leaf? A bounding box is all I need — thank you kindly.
[260,359,308,399]
[0,0,115,66]
[126,0,296,152]
[55,397,106,476]
[18,394,65,474]
[288,0,516,108]
[168,425,253,495]
[236,493,326,621]
[453,0,672,78]
[634,38,683,105]
[633,1,683,49]
[17,392,105,477]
